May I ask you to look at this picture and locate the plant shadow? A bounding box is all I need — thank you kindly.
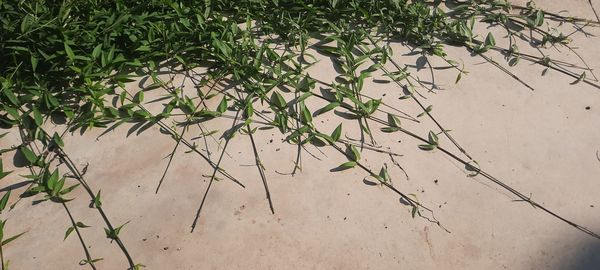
[562,240,600,270]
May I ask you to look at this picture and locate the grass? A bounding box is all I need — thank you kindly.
[1,0,599,268]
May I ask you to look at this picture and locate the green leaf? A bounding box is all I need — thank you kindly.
[0,220,4,240]
[300,104,313,124]
[52,177,65,197]
[381,127,401,133]
[217,96,227,114]
[135,45,151,52]
[105,221,129,240]
[32,107,43,126]
[455,72,462,84]
[76,222,90,228]
[60,183,80,195]
[52,132,64,148]
[0,160,12,180]
[64,226,75,240]
[0,190,10,213]
[348,145,361,161]
[378,167,390,182]
[133,91,144,104]
[331,124,342,142]
[418,144,437,151]
[428,131,439,145]
[411,205,418,218]
[64,42,75,61]
[337,161,357,170]
[315,102,339,116]
[297,92,312,103]
[387,113,401,127]
[19,147,38,164]
[93,190,102,208]
[484,32,496,47]
[119,91,127,105]
[245,102,254,119]
[314,132,334,144]
[30,56,38,72]
[3,87,19,106]
[92,44,103,59]
[534,10,544,26]
[20,15,30,33]
[298,76,315,92]
[270,91,287,109]
[46,169,59,191]
[21,185,44,198]
[416,105,433,118]
[2,231,26,246]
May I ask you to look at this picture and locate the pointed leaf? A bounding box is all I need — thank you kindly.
[217,96,227,114]
[349,145,361,161]
[64,226,75,240]
[331,124,342,142]
[1,231,26,246]
[337,161,357,170]
[387,113,401,127]
[428,131,439,145]
[64,42,75,61]
[93,190,102,208]
[315,102,339,116]
[52,132,64,148]
[0,190,10,212]
[92,44,103,59]
[270,91,287,109]
[484,32,496,47]
[19,147,38,164]
[418,144,437,151]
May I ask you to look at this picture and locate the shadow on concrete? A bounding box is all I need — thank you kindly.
[541,233,600,270]
[563,240,600,270]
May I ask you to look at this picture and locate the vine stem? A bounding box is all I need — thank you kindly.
[305,81,600,240]
[190,109,241,232]
[30,124,137,268]
[56,148,137,269]
[62,203,97,270]
[16,125,98,269]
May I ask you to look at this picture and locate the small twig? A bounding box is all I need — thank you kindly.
[246,124,275,214]
[190,110,241,232]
